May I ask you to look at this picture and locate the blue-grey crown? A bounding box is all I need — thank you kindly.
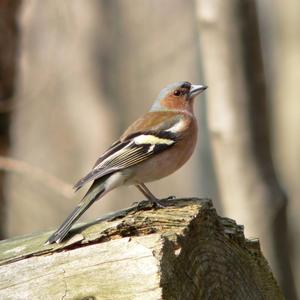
[150,81,191,111]
[156,81,190,101]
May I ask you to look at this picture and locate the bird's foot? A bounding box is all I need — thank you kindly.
[132,198,165,211]
[150,198,165,208]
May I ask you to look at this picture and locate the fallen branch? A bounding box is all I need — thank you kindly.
[0,198,283,299]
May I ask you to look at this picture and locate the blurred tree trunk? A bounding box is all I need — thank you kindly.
[6,0,118,237]
[0,0,20,239]
[271,0,300,295]
[196,0,297,299]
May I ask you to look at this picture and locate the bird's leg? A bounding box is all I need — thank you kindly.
[135,183,165,208]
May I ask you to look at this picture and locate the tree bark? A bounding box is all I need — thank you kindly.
[196,0,297,299]
[0,198,282,299]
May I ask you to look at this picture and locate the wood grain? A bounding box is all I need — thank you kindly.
[0,198,283,299]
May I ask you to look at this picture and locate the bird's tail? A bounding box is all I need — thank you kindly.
[45,182,105,245]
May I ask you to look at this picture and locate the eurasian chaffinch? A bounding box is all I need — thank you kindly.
[46,81,207,244]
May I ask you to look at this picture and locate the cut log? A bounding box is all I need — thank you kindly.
[0,198,283,299]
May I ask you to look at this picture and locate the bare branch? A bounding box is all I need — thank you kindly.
[0,156,73,199]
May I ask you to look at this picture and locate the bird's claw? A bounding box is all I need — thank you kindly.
[134,200,153,211]
[152,199,165,208]
[133,198,166,211]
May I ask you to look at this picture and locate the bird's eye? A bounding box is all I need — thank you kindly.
[174,90,181,96]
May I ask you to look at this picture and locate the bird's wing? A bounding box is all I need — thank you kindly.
[73,112,185,190]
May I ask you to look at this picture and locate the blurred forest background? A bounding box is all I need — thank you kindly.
[0,0,299,299]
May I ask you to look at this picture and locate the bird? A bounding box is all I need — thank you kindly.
[45,81,207,244]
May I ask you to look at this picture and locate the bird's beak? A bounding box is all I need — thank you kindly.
[189,84,207,98]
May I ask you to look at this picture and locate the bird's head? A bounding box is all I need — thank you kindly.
[150,81,207,113]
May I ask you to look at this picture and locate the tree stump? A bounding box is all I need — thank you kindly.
[0,198,283,299]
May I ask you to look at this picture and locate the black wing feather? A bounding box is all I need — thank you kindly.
[73,130,178,191]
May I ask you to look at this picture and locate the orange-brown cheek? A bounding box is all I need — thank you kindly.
[160,96,187,110]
